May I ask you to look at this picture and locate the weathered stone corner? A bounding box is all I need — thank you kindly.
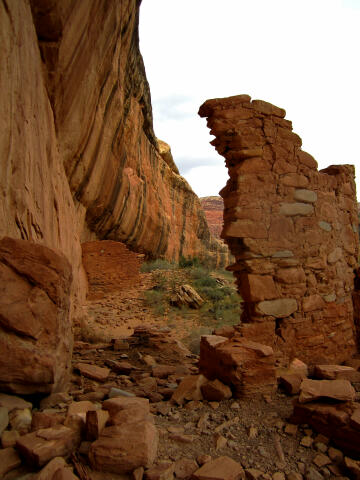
[199,95,359,364]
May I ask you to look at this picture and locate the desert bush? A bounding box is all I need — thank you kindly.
[179,256,201,268]
[144,289,166,315]
[182,326,213,355]
[140,259,175,272]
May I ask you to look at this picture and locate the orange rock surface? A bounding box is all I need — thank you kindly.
[199,94,359,364]
[0,1,227,392]
[200,196,225,239]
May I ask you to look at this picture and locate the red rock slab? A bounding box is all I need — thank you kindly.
[105,360,135,375]
[16,425,80,467]
[89,422,158,473]
[314,365,360,382]
[279,374,302,395]
[344,457,360,479]
[75,363,110,382]
[66,400,98,424]
[145,462,175,480]
[171,375,207,405]
[299,379,356,403]
[192,456,245,480]
[291,401,360,458]
[152,365,177,378]
[0,447,22,477]
[174,459,199,479]
[0,393,32,412]
[37,457,79,480]
[201,379,232,402]
[31,411,65,431]
[288,359,308,378]
[350,409,360,430]
[86,409,110,440]
[102,397,150,417]
[109,406,153,426]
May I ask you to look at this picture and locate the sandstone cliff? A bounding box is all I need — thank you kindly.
[0,0,226,393]
[200,196,225,240]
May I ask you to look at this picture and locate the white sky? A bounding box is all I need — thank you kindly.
[139,0,360,198]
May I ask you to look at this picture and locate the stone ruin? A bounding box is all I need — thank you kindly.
[199,94,359,365]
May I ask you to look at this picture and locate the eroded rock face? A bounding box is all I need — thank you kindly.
[0,238,73,394]
[200,196,225,240]
[28,0,226,266]
[0,0,227,393]
[199,95,359,363]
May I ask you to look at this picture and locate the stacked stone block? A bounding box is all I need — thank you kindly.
[199,95,359,364]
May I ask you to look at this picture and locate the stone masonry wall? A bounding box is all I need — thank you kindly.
[199,95,359,364]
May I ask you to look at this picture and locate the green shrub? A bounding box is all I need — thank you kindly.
[179,256,201,268]
[144,290,166,315]
[140,259,175,272]
[182,326,213,355]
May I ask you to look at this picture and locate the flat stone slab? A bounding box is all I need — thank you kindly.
[0,447,22,477]
[314,365,358,381]
[279,202,314,216]
[102,397,150,416]
[0,393,32,411]
[75,363,110,382]
[89,421,158,473]
[299,379,355,403]
[16,425,79,467]
[257,298,297,318]
[192,455,245,480]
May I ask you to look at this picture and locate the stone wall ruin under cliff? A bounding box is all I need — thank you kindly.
[199,95,359,364]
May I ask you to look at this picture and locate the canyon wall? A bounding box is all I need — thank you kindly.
[200,196,224,240]
[199,95,359,364]
[0,0,226,393]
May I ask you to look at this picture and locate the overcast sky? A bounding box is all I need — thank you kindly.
[139,0,360,198]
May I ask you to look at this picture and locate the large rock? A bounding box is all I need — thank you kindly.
[170,285,204,309]
[16,425,80,467]
[192,456,245,480]
[89,422,158,473]
[314,364,360,381]
[299,379,356,403]
[199,335,276,397]
[0,238,73,394]
[291,401,360,458]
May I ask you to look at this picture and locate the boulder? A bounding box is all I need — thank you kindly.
[37,457,79,480]
[89,422,158,473]
[103,397,150,417]
[201,379,232,401]
[0,238,73,394]
[0,393,32,411]
[299,379,356,403]
[291,401,360,457]
[199,336,276,397]
[146,462,175,480]
[174,459,199,479]
[0,447,22,477]
[75,363,110,382]
[192,456,245,480]
[170,285,204,309]
[171,375,207,405]
[314,364,360,382]
[16,425,79,467]
[279,374,302,395]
